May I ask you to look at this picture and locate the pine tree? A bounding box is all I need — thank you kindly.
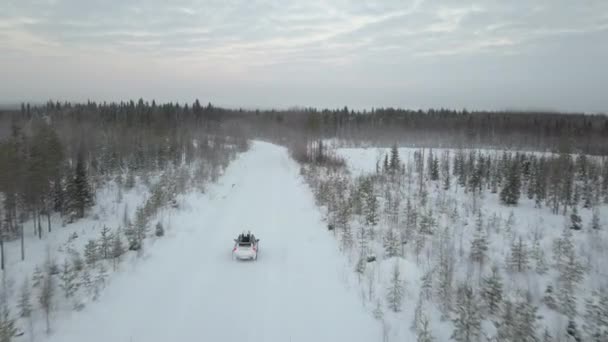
[355,252,366,281]
[32,265,44,288]
[469,212,488,267]
[84,239,98,266]
[418,208,436,235]
[500,158,521,206]
[17,278,32,318]
[0,301,16,342]
[532,238,549,275]
[512,298,540,342]
[59,259,77,298]
[383,228,400,258]
[507,236,529,273]
[558,249,584,318]
[570,206,582,230]
[386,262,404,312]
[99,226,112,259]
[496,299,516,340]
[559,282,578,319]
[67,148,94,219]
[39,271,54,333]
[420,269,433,301]
[80,268,93,297]
[390,144,400,173]
[430,156,439,181]
[93,263,108,300]
[591,209,601,230]
[566,319,582,342]
[155,221,164,237]
[416,312,435,342]
[451,285,481,342]
[111,230,125,260]
[543,285,559,310]
[70,249,84,272]
[365,191,379,228]
[553,226,574,270]
[480,267,503,315]
[583,290,607,342]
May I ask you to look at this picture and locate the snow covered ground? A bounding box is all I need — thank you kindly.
[323,145,608,340]
[41,142,380,342]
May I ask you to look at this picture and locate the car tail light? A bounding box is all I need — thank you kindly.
[233,246,237,252]
[252,245,256,252]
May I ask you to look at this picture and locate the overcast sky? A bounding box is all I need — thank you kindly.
[1,0,607,112]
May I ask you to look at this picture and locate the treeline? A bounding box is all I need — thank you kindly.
[0,99,248,268]
[296,143,607,341]
[244,107,608,155]
[5,101,607,155]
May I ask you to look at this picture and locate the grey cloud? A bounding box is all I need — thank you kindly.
[0,0,607,112]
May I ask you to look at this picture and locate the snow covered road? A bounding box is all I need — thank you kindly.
[46,142,379,342]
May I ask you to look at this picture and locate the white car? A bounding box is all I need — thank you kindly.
[232,232,259,260]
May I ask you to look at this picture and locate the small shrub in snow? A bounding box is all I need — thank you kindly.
[59,259,78,298]
[543,285,558,311]
[84,239,98,266]
[570,206,582,230]
[0,301,17,342]
[155,222,164,237]
[17,278,31,318]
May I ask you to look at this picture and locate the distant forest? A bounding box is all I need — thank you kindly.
[5,99,606,154]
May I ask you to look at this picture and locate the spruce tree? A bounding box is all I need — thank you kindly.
[570,206,582,230]
[512,298,540,342]
[469,212,488,267]
[99,226,112,259]
[500,158,521,206]
[67,148,94,219]
[566,319,582,342]
[0,301,16,342]
[591,209,601,230]
[480,267,503,315]
[507,236,529,273]
[390,144,400,173]
[383,228,400,258]
[496,299,516,340]
[582,290,607,342]
[17,278,32,318]
[451,285,481,342]
[532,239,549,275]
[416,313,434,342]
[386,262,404,312]
[155,221,164,237]
[543,285,558,310]
[84,239,98,266]
[59,259,77,298]
[420,269,433,301]
[111,230,125,268]
[430,156,439,181]
[39,270,54,333]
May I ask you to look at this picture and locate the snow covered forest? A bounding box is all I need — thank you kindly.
[0,100,607,341]
[293,140,608,341]
[0,100,248,339]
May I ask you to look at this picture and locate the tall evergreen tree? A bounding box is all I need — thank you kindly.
[570,206,582,230]
[390,144,400,172]
[67,148,94,219]
[480,267,503,315]
[386,262,404,312]
[469,212,488,268]
[500,157,521,206]
[451,285,481,342]
[507,236,529,273]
